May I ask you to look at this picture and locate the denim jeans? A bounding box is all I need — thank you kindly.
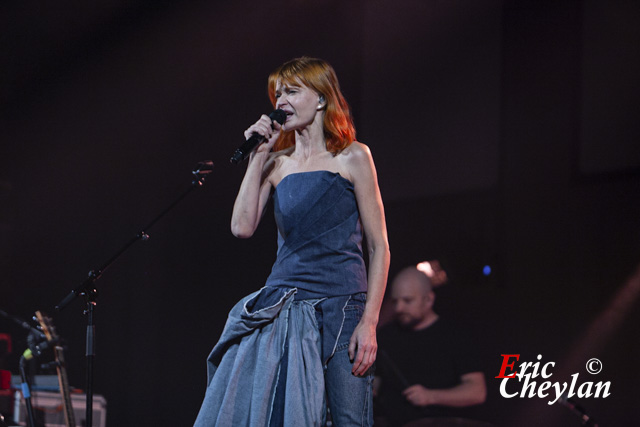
[324,294,374,426]
[270,293,374,427]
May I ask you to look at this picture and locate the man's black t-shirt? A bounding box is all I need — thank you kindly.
[376,319,483,426]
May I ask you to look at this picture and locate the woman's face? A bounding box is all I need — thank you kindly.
[274,79,322,131]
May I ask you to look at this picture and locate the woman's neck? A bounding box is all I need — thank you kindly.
[293,116,327,160]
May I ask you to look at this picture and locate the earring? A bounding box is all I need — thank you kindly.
[318,95,325,105]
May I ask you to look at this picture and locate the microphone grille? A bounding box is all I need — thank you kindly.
[270,109,287,125]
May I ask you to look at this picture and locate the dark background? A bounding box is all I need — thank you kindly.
[2,1,639,426]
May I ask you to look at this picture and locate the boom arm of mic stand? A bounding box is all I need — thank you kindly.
[55,160,214,312]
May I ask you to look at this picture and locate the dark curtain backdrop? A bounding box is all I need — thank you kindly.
[1,1,639,426]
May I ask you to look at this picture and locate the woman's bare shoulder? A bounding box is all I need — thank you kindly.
[335,142,375,184]
[339,141,373,168]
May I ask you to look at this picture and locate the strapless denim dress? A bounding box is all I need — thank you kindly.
[194,171,372,427]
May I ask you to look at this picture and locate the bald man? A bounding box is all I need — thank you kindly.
[375,266,486,426]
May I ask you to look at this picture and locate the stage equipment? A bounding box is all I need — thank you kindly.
[34,312,74,427]
[558,396,599,427]
[14,391,106,427]
[54,161,213,427]
[416,260,449,287]
[0,310,46,341]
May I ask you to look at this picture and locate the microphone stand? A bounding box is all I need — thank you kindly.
[18,331,58,427]
[54,161,213,427]
[19,356,35,427]
[0,310,46,341]
[0,310,47,427]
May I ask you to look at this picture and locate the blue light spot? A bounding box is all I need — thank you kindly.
[483,265,492,276]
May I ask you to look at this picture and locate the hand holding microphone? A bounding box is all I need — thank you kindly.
[230,109,287,164]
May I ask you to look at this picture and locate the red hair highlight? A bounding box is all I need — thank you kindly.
[267,57,356,154]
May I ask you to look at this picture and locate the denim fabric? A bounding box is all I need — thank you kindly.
[195,171,373,426]
[266,171,367,299]
[269,298,326,427]
[194,288,373,427]
[270,293,373,427]
[194,287,297,427]
[324,294,374,427]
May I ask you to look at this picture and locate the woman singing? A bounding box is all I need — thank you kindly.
[194,57,390,427]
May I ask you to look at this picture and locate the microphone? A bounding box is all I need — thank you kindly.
[230,109,287,164]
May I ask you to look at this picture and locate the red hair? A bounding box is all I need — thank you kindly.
[267,57,356,154]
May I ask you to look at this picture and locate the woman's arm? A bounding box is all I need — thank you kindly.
[344,142,390,376]
[230,115,281,238]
